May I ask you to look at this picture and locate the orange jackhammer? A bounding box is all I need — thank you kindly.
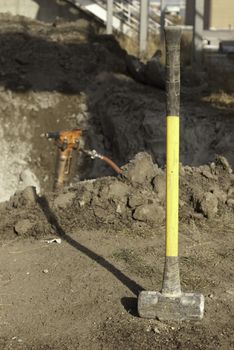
[42,129,122,190]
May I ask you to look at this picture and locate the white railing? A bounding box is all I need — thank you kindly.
[69,0,173,36]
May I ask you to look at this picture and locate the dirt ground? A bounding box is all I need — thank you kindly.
[0,12,234,350]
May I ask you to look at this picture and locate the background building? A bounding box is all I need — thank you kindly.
[186,0,234,30]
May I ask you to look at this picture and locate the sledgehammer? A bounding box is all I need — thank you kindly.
[137,26,205,321]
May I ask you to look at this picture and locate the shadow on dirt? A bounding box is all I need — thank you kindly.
[37,195,144,297]
[0,30,126,93]
[121,297,139,316]
[33,0,89,23]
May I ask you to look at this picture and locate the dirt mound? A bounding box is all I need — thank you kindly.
[0,153,233,240]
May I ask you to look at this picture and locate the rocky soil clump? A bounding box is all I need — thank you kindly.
[0,153,233,240]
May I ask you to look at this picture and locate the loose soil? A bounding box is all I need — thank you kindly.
[0,13,233,350]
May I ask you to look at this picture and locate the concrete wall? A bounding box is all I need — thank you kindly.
[0,0,84,22]
[0,0,39,18]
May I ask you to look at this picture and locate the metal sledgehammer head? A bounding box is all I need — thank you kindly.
[138,291,205,321]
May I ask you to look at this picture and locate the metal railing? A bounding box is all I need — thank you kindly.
[70,0,173,35]
[68,0,175,54]
[105,0,173,34]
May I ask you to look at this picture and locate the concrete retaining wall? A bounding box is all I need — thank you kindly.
[0,0,39,18]
[0,0,83,22]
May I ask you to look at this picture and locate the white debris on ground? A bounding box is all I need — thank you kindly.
[0,92,40,202]
[0,126,34,202]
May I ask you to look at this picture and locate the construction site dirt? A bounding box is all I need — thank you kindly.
[0,13,233,350]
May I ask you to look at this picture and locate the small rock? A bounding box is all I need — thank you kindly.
[215,156,232,174]
[225,289,234,296]
[128,191,144,208]
[79,103,87,112]
[10,186,38,208]
[227,198,234,208]
[212,188,227,204]
[195,192,218,218]
[227,187,233,198]
[115,202,127,214]
[93,206,115,223]
[153,327,160,334]
[43,269,49,274]
[183,166,193,174]
[179,164,186,176]
[152,175,166,203]
[54,192,76,209]
[21,186,38,204]
[123,152,156,185]
[43,175,49,182]
[191,212,204,220]
[179,200,185,208]
[107,181,129,200]
[116,204,122,213]
[210,162,216,171]
[201,170,217,180]
[146,325,151,332]
[133,203,165,223]
[14,219,34,236]
[19,169,41,194]
[75,182,94,207]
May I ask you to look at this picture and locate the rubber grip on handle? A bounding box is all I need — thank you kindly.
[164,26,182,116]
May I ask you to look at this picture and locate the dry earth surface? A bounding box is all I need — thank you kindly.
[0,12,233,350]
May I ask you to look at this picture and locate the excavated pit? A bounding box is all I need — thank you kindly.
[0,14,234,206]
[0,13,233,222]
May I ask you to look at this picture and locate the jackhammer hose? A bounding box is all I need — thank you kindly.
[80,149,122,174]
[99,155,122,174]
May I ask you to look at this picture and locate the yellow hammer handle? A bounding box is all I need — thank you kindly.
[166,116,179,257]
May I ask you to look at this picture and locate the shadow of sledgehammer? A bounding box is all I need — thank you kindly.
[37,195,144,297]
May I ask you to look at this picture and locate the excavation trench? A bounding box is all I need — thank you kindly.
[1,85,233,203]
